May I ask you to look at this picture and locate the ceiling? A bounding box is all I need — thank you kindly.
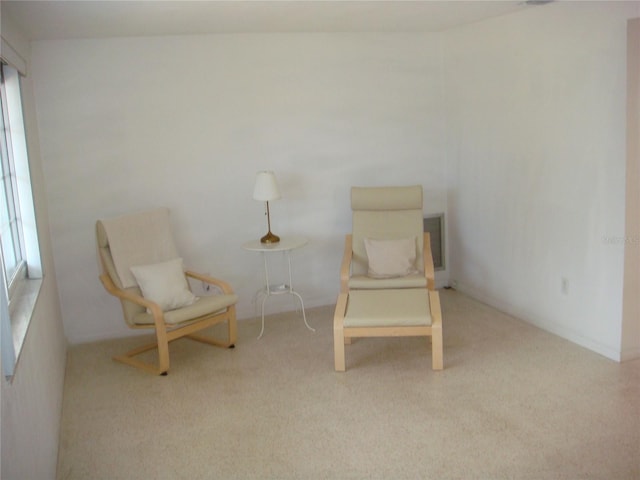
[1,1,539,41]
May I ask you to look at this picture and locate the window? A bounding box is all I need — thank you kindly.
[1,64,26,290]
[1,61,42,379]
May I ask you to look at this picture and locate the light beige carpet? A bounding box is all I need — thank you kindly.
[56,289,640,479]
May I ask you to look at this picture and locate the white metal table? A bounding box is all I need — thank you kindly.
[242,235,314,338]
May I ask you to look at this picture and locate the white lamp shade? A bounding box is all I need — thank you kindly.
[253,171,282,201]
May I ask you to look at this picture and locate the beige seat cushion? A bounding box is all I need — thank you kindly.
[348,274,427,290]
[133,293,238,325]
[344,289,431,328]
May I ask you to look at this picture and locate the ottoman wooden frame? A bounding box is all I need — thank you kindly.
[333,288,443,372]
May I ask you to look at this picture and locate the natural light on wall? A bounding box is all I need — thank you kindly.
[1,58,42,379]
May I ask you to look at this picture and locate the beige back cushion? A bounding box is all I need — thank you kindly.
[350,185,424,277]
[96,214,169,327]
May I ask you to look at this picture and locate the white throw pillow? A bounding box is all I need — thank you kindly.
[364,237,418,279]
[130,258,197,311]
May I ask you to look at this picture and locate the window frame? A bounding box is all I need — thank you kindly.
[1,61,43,380]
[1,64,27,289]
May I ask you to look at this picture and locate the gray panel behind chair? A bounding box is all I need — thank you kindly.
[423,214,444,270]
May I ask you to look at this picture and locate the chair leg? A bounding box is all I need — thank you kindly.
[334,326,345,372]
[187,312,237,348]
[429,290,444,370]
[112,326,170,376]
[431,327,443,370]
[113,341,167,376]
[156,332,170,375]
[227,305,238,346]
[334,294,347,372]
[113,312,238,375]
[188,334,232,348]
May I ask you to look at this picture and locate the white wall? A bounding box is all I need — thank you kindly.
[30,33,448,343]
[444,1,639,361]
[622,17,640,361]
[0,13,67,480]
[0,4,635,478]
[27,3,640,362]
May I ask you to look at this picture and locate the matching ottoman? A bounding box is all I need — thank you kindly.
[333,288,443,371]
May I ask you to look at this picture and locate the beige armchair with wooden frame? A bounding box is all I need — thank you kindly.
[96,207,237,376]
[334,185,443,371]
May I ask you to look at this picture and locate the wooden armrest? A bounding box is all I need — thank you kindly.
[185,270,235,295]
[428,289,442,327]
[100,273,151,308]
[340,235,353,294]
[99,273,165,327]
[423,232,435,290]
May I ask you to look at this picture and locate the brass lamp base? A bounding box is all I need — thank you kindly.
[260,231,280,244]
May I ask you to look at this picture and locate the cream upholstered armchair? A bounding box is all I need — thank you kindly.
[334,185,443,371]
[96,207,237,375]
[340,185,435,293]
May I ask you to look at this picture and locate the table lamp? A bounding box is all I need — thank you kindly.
[253,170,281,244]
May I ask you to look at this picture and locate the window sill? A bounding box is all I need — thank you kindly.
[8,277,43,375]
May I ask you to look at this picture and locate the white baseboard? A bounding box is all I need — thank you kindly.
[454,282,622,363]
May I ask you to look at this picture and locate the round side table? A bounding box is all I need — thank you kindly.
[242,236,315,338]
